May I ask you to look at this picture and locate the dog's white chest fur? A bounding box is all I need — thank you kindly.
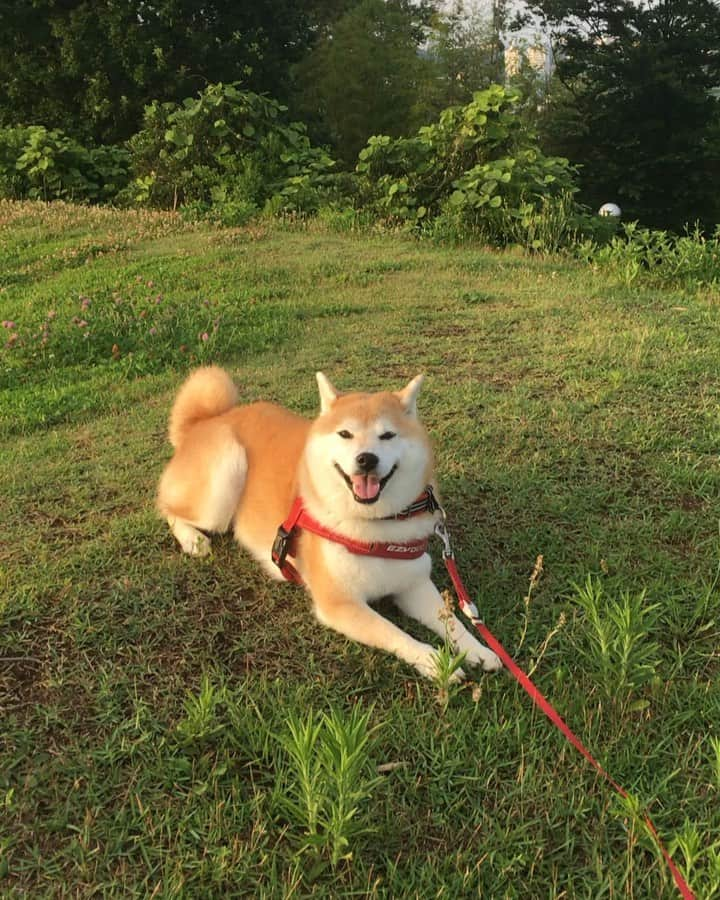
[318,541,433,600]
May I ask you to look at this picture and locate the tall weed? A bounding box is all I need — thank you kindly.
[572,576,661,705]
[0,126,129,202]
[356,85,581,250]
[277,705,381,871]
[122,82,338,215]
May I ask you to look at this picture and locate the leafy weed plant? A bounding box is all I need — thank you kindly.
[709,736,720,792]
[670,820,720,897]
[581,221,720,288]
[176,673,228,744]
[277,705,381,872]
[572,576,661,707]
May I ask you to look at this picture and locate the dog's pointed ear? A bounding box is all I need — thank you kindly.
[316,372,339,414]
[397,374,424,417]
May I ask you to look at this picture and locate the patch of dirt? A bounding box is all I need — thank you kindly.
[678,494,705,511]
[0,654,43,708]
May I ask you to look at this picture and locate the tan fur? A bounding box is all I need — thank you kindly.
[157,368,501,678]
[168,365,238,448]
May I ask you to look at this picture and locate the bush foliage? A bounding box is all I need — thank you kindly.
[3,81,719,267]
[580,222,720,288]
[0,125,129,202]
[1,83,581,247]
[122,83,338,222]
[356,84,580,249]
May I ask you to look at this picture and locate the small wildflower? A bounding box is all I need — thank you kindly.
[111,343,121,360]
[146,280,154,288]
[46,310,56,320]
[200,332,209,342]
[80,296,90,310]
[149,327,157,336]
[74,318,88,328]
[2,320,15,329]
[155,294,163,304]
[6,332,19,347]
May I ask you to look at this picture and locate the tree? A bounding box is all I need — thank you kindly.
[0,0,336,144]
[518,0,720,229]
[425,0,508,111]
[294,0,438,164]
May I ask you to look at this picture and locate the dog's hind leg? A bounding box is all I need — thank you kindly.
[157,424,247,557]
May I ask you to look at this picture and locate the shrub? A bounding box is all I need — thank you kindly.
[355,84,581,250]
[0,125,129,202]
[122,82,339,216]
[0,127,30,198]
[579,222,720,288]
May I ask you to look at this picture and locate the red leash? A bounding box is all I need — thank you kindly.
[436,523,695,899]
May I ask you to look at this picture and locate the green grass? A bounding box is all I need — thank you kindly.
[2,199,720,897]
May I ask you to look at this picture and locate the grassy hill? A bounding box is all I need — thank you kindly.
[1,201,719,896]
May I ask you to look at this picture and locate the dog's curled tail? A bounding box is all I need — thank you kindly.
[168,366,238,448]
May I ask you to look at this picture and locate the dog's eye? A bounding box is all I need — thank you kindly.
[337,430,353,439]
[379,431,396,440]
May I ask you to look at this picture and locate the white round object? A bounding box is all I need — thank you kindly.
[599,202,621,217]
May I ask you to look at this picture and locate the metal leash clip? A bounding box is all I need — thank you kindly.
[433,513,454,559]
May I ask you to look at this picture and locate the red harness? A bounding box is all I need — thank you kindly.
[271,488,439,585]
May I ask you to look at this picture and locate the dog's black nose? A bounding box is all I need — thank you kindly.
[355,452,379,473]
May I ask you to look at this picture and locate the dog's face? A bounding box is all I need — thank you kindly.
[302,374,434,518]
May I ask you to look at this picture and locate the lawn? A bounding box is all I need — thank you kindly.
[1,200,719,897]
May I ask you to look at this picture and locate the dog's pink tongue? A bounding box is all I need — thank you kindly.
[352,474,380,500]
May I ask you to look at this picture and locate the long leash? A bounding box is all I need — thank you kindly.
[433,519,696,899]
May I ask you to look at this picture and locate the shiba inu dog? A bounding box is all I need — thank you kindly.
[157,367,501,679]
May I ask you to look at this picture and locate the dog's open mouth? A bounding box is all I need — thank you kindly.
[335,464,397,504]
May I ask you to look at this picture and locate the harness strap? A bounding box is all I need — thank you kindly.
[388,487,441,520]
[272,489,436,585]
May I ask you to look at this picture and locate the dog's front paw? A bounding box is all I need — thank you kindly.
[464,644,502,672]
[413,646,466,682]
[481,649,502,672]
